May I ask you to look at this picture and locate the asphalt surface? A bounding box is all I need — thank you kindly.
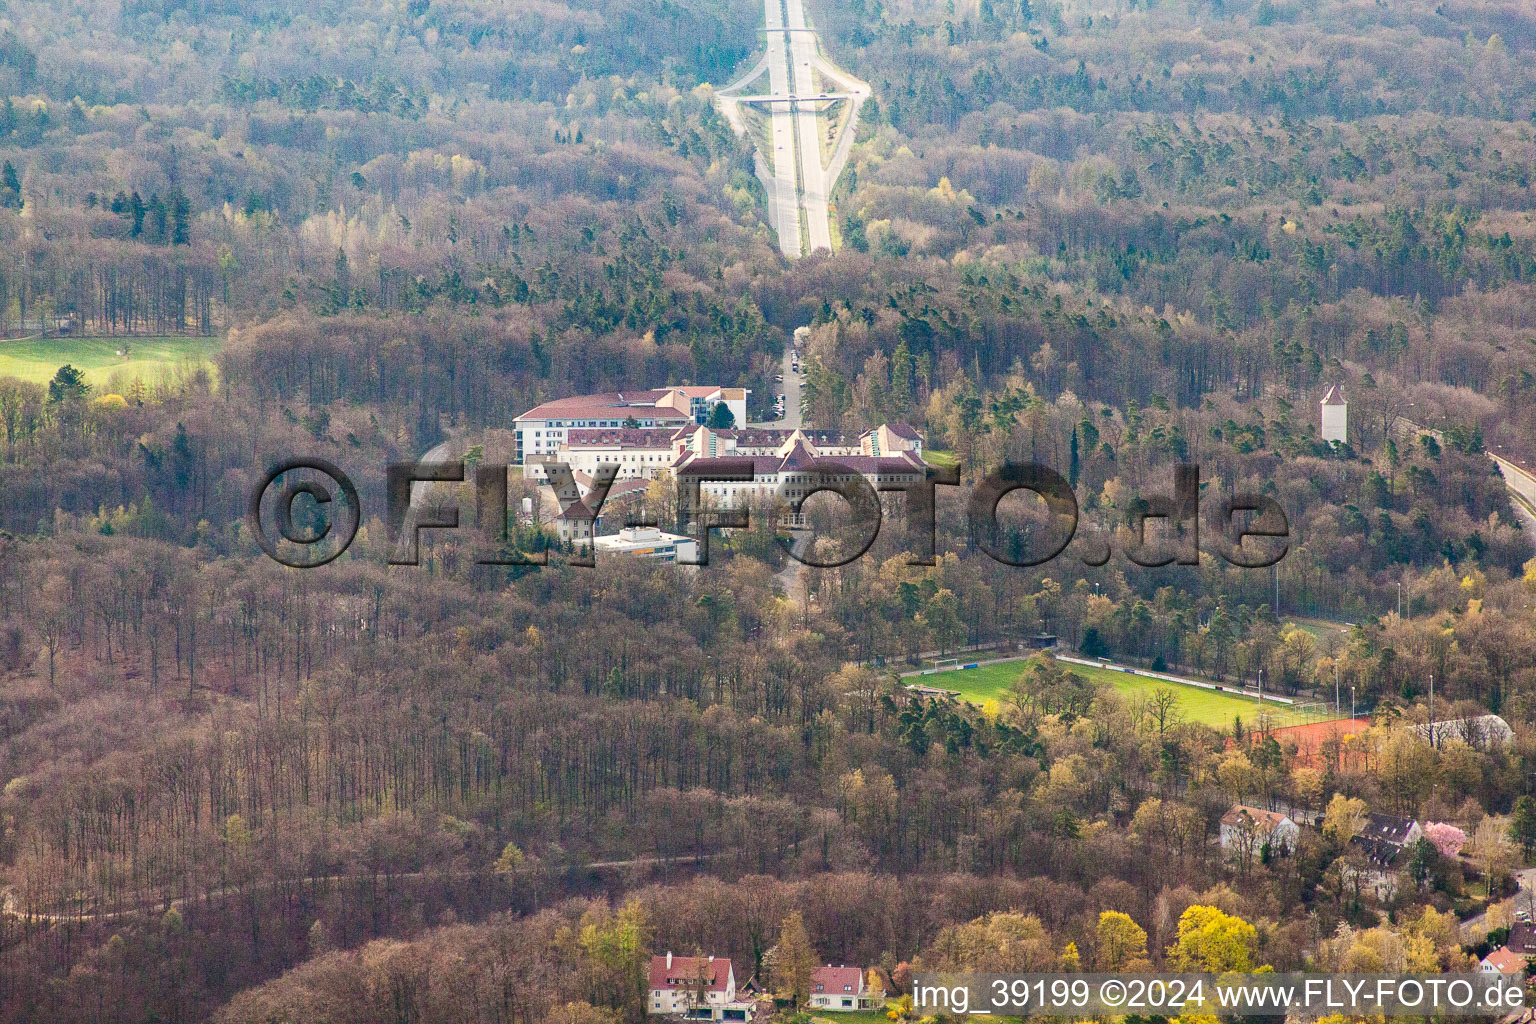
[749,343,804,431]
[722,0,869,258]
[784,0,832,254]
[762,0,802,256]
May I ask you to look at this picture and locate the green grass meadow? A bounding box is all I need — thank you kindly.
[808,1010,891,1024]
[0,336,221,391]
[927,658,1294,730]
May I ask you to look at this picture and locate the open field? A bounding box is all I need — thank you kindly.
[0,336,221,390]
[927,658,1321,730]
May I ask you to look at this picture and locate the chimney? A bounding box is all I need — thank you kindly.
[667,951,673,969]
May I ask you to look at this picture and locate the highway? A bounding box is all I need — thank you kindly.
[719,0,869,258]
[785,0,833,253]
[1492,452,1536,536]
[762,0,802,254]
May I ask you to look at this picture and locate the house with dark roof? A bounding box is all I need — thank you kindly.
[672,437,928,528]
[1507,923,1536,957]
[1351,812,1422,865]
[809,965,882,1012]
[648,953,754,1021]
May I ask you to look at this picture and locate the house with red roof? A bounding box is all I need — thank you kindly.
[1481,945,1528,980]
[1219,804,1299,858]
[648,952,755,1021]
[809,965,882,1012]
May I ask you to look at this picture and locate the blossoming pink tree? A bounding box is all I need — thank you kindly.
[1424,821,1467,859]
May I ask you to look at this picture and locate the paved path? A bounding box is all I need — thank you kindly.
[0,850,740,925]
[1400,419,1536,551]
[1463,866,1536,937]
[1491,453,1536,537]
[748,339,805,431]
[762,0,802,254]
[389,434,457,561]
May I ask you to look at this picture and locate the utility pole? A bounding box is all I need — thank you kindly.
[1351,685,1356,721]
[1397,580,1402,618]
[1428,672,1435,748]
[1273,563,1279,618]
[1257,667,1263,706]
[1335,663,1341,715]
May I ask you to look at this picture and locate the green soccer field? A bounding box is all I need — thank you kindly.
[0,336,222,391]
[927,657,1300,730]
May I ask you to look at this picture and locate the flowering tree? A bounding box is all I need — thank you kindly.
[1424,821,1467,859]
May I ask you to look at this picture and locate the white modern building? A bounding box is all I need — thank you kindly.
[1321,384,1348,444]
[593,526,699,564]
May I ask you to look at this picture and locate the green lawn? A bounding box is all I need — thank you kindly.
[0,336,221,391]
[928,658,1286,730]
[922,449,960,468]
[808,1010,891,1024]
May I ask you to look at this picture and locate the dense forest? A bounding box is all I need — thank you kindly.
[2,0,1536,1021]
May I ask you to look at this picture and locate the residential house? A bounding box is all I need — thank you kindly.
[1353,813,1422,865]
[1219,804,1300,858]
[809,966,881,1012]
[648,953,754,1021]
[1507,923,1536,957]
[1481,946,1528,980]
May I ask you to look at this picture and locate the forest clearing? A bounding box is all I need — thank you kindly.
[0,336,220,390]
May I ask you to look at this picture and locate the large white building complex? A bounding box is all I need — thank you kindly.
[514,386,750,480]
[520,390,930,544]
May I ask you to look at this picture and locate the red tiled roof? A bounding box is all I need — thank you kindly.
[1221,804,1292,829]
[1484,947,1527,975]
[516,391,690,422]
[649,955,732,993]
[812,966,864,995]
